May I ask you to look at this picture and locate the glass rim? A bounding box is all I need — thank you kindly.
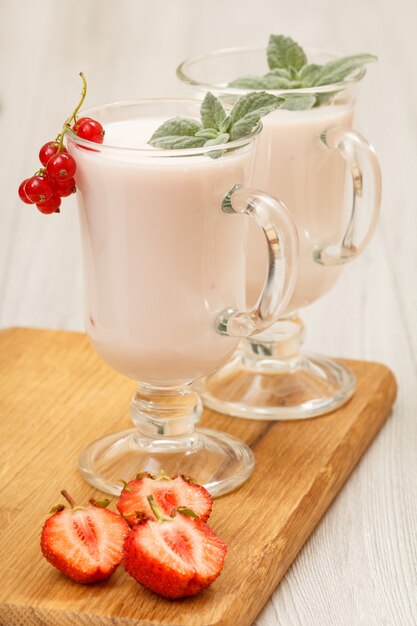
[65,97,262,157]
[176,45,366,96]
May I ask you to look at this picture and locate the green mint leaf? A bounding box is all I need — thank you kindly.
[149,116,206,149]
[219,115,231,133]
[279,94,317,110]
[264,70,296,88]
[267,34,307,71]
[314,93,335,107]
[195,128,219,139]
[268,68,293,79]
[204,133,230,147]
[229,113,262,140]
[314,54,377,86]
[288,66,299,80]
[147,89,286,153]
[228,75,278,89]
[229,92,282,140]
[200,92,227,130]
[227,35,377,104]
[229,91,281,127]
[284,80,304,88]
[229,71,298,90]
[149,117,202,142]
[297,63,323,87]
[149,135,206,149]
[229,109,274,140]
[204,133,230,160]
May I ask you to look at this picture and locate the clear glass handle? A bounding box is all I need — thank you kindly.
[217,184,298,338]
[315,127,382,266]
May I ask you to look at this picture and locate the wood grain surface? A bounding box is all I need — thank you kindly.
[1,1,417,624]
[0,328,396,626]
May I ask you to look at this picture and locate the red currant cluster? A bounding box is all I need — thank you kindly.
[18,73,104,215]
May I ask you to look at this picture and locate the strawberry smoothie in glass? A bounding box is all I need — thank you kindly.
[177,40,381,420]
[67,98,298,495]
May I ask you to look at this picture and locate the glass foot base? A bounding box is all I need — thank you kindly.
[195,352,356,421]
[79,427,255,497]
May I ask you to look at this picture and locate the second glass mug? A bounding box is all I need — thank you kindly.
[177,47,382,420]
[66,99,298,496]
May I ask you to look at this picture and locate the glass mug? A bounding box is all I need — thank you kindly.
[178,47,381,420]
[67,99,298,496]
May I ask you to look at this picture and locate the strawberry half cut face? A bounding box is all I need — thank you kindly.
[117,474,212,526]
[41,503,129,584]
[123,514,227,599]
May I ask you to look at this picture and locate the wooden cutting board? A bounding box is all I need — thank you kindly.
[0,328,397,626]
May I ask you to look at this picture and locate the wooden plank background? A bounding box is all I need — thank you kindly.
[0,1,416,624]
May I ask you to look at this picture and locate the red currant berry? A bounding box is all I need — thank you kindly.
[39,142,67,166]
[72,116,92,132]
[52,177,76,197]
[46,153,76,182]
[36,194,61,214]
[18,179,34,204]
[24,175,54,203]
[74,117,104,144]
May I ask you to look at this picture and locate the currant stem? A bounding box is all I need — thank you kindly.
[68,72,87,125]
[57,72,87,152]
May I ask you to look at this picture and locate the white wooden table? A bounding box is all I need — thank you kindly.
[1,1,416,624]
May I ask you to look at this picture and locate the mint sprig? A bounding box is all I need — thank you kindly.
[227,91,282,139]
[200,92,227,130]
[148,91,285,154]
[228,34,377,110]
[313,54,377,86]
[147,118,206,149]
[267,34,307,72]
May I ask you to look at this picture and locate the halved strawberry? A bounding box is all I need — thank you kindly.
[41,491,129,584]
[123,495,226,599]
[117,472,212,526]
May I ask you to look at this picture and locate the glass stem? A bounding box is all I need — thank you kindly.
[131,383,202,438]
[242,314,305,365]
